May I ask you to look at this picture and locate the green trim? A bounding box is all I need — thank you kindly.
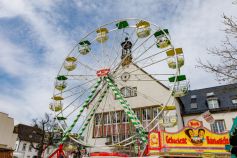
[79,40,91,45]
[116,21,129,29]
[169,75,186,82]
[154,29,169,37]
[57,75,68,80]
[56,116,67,120]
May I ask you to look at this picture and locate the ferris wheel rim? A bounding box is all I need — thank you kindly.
[51,18,185,149]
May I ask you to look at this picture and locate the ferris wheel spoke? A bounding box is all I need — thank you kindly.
[55,85,95,118]
[114,79,169,82]
[113,56,169,79]
[132,30,156,53]
[90,50,104,68]
[108,28,122,69]
[76,60,97,71]
[54,78,97,96]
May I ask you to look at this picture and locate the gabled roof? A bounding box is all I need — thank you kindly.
[14,124,42,143]
[180,83,237,115]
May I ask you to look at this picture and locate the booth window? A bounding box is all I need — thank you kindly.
[211,120,226,133]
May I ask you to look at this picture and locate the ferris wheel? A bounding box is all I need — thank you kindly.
[49,18,188,153]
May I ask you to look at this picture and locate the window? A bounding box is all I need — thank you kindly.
[113,112,121,123]
[22,143,27,151]
[103,113,111,125]
[142,108,151,120]
[190,95,197,109]
[120,87,137,98]
[112,135,119,142]
[95,114,102,125]
[232,98,237,104]
[191,103,197,109]
[28,145,32,152]
[207,98,219,109]
[121,112,129,123]
[211,120,226,133]
[134,109,141,121]
[152,107,159,119]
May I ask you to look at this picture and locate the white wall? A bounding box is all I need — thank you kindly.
[0,112,17,149]
[14,140,55,158]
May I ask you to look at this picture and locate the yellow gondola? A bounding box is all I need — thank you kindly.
[96,28,109,43]
[64,57,77,71]
[166,48,184,69]
[136,21,151,38]
[49,101,63,112]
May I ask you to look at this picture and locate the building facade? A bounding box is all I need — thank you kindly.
[13,124,55,158]
[180,83,237,133]
[0,112,17,157]
[86,63,184,153]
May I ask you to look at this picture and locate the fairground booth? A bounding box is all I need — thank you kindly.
[147,120,230,158]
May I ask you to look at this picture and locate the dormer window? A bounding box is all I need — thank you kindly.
[207,97,219,109]
[190,95,197,109]
[206,92,219,109]
[232,98,237,104]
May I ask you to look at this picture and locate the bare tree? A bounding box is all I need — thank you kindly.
[197,15,237,83]
[30,113,57,158]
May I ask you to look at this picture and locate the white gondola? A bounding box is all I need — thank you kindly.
[49,96,63,112]
[49,101,63,112]
[169,75,189,97]
[79,40,91,55]
[154,29,171,48]
[55,75,67,91]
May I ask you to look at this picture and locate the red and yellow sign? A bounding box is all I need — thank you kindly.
[148,119,230,156]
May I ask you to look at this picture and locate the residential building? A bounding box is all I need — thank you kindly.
[0,112,17,157]
[180,83,237,133]
[13,124,55,158]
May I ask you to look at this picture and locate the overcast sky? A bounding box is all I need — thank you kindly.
[0,0,236,124]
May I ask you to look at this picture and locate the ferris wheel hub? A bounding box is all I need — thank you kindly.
[96,68,110,77]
